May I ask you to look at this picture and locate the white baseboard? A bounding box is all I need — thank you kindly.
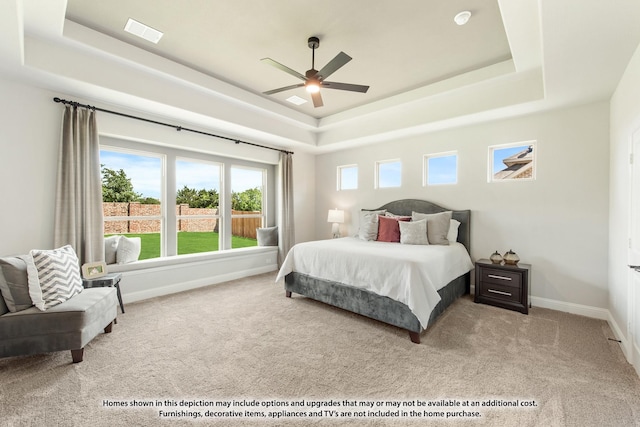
[124,264,277,303]
[530,295,609,320]
[606,311,632,362]
[635,342,640,378]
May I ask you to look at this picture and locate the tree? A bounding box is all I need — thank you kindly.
[232,187,262,211]
[101,167,142,202]
[176,186,219,209]
[138,196,161,205]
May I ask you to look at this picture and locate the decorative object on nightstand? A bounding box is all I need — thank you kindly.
[503,249,520,265]
[474,259,530,314]
[82,272,125,314]
[489,251,503,264]
[327,209,345,238]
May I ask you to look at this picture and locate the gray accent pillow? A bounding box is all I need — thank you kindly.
[0,255,34,312]
[357,209,386,241]
[399,219,429,245]
[411,211,452,245]
[257,226,278,246]
[28,245,83,311]
[0,287,8,315]
[105,235,121,265]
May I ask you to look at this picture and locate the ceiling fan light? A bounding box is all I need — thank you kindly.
[305,81,320,93]
[454,11,471,26]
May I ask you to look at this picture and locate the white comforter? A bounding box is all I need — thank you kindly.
[276,237,474,328]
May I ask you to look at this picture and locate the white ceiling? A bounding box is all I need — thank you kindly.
[2,0,640,154]
[64,0,512,119]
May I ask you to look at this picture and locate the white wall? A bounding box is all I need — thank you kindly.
[610,42,640,373]
[315,102,610,311]
[0,77,59,255]
[0,75,315,302]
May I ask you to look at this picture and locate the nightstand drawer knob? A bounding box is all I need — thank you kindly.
[488,288,512,297]
[488,274,512,281]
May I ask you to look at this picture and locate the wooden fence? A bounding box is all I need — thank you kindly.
[103,203,262,239]
[231,210,262,239]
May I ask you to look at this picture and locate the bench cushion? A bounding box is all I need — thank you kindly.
[0,287,117,358]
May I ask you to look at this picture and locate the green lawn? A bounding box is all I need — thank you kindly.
[107,232,257,260]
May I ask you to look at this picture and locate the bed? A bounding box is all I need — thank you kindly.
[276,199,472,344]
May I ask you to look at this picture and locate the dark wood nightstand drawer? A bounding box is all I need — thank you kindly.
[480,268,523,288]
[474,259,530,314]
[478,281,521,303]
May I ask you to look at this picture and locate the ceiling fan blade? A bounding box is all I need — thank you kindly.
[321,81,369,93]
[311,91,323,108]
[316,52,352,80]
[263,83,304,95]
[261,58,307,81]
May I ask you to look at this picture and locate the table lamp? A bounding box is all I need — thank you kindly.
[327,209,345,238]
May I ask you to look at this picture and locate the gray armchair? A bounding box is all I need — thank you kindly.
[0,254,118,363]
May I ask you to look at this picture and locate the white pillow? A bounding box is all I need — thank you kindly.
[117,236,141,264]
[411,211,452,246]
[26,245,83,311]
[447,219,461,243]
[399,219,429,245]
[357,210,386,241]
[104,235,121,265]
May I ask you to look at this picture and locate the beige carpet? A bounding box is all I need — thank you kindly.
[1,272,639,426]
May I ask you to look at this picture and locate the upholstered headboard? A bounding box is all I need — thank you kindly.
[374,199,471,254]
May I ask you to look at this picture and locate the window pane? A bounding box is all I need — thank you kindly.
[231,167,264,249]
[176,160,221,255]
[491,144,535,181]
[100,150,162,261]
[339,165,358,190]
[377,161,401,188]
[426,154,457,185]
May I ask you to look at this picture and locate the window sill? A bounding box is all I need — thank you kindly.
[107,246,278,273]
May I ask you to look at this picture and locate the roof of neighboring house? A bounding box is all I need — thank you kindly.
[493,146,534,179]
[493,161,533,180]
[502,146,534,166]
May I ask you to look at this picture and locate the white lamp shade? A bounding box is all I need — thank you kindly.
[327,209,344,223]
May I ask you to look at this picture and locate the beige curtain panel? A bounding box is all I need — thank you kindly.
[54,105,104,265]
[278,152,295,267]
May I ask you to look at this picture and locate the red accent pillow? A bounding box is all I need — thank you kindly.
[377,215,410,242]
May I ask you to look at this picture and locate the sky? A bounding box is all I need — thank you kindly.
[378,161,402,188]
[427,155,457,185]
[100,150,263,199]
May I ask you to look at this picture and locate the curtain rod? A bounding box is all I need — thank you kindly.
[52,97,294,155]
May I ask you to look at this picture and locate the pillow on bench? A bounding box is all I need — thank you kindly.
[104,235,141,265]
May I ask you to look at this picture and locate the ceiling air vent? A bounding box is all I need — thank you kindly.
[124,18,163,44]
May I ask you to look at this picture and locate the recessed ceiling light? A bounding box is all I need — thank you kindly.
[286,95,308,105]
[454,11,472,26]
[124,18,163,44]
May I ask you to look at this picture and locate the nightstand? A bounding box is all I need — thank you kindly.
[474,259,530,314]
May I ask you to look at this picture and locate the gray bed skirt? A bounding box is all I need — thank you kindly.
[285,271,470,343]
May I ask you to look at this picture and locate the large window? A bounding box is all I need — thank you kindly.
[101,148,163,260]
[176,159,221,255]
[230,166,265,249]
[489,142,536,182]
[100,139,274,261]
[424,152,458,185]
[375,159,402,188]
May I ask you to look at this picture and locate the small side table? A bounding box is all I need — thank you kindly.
[83,273,125,314]
[474,259,530,314]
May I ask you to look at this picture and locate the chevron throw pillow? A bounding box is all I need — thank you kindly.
[27,245,83,311]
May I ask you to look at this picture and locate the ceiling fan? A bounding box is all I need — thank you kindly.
[261,36,369,108]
